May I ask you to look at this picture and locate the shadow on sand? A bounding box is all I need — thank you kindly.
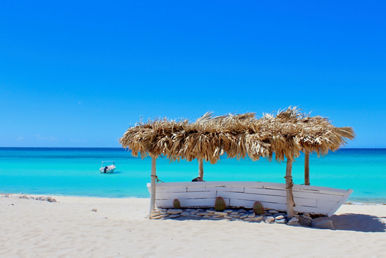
[162,213,385,232]
[331,213,385,232]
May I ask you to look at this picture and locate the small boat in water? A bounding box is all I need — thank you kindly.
[99,161,116,174]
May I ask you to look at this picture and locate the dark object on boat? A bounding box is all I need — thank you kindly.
[214,196,226,211]
[192,177,204,182]
[253,201,264,215]
[103,166,108,173]
[173,199,181,209]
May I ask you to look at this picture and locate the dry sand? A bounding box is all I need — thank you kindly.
[0,194,385,258]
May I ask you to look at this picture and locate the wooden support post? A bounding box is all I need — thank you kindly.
[285,158,295,218]
[149,156,157,218]
[304,152,310,185]
[198,158,204,180]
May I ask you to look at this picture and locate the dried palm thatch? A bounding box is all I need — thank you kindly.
[256,107,355,161]
[120,119,188,159]
[119,107,354,163]
[120,113,257,164]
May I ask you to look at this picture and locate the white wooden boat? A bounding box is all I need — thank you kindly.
[147,181,352,216]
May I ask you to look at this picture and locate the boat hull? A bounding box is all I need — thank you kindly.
[100,169,115,174]
[147,181,352,216]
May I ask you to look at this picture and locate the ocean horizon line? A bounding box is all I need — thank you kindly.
[1,147,386,150]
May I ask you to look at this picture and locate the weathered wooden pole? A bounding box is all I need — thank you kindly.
[285,158,296,218]
[198,158,204,180]
[149,156,157,218]
[304,152,310,185]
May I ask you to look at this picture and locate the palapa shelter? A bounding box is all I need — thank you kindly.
[120,107,355,218]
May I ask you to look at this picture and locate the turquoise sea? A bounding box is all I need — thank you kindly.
[0,148,385,203]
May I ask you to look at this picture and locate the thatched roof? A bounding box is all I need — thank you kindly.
[253,108,355,161]
[119,113,255,163]
[119,107,354,163]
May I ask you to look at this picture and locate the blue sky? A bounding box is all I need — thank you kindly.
[0,0,385,147]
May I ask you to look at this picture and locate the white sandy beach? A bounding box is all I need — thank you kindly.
[0,194,385,258]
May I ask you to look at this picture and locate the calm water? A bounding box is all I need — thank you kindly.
[0,148,385,203]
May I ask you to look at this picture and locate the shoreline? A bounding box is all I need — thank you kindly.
[1,193,385,257]
[2,192,386,205]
